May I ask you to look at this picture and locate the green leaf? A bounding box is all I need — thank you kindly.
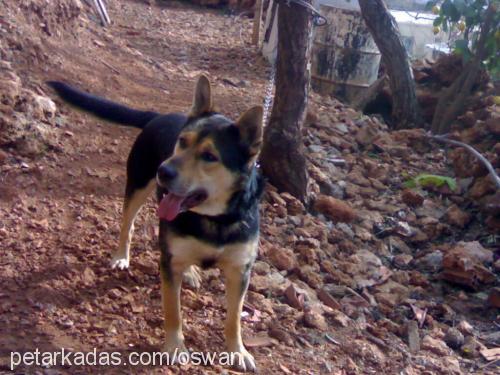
[454,39,471,60]
[403,180,417,189]
[455,39,468,51]
[434,16,443,27]
[463,5,477,18]
[453,0,467,14]
[404,174,457,191]
[441,0,461,22]
[425,0,439,11]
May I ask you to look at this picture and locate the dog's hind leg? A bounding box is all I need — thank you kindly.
[111,179,155,269]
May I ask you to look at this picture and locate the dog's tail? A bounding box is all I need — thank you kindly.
[47,81,159,129]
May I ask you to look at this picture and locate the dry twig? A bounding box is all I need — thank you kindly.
[429,133,500,190]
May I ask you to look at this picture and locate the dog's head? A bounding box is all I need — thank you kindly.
[157,75,263,221]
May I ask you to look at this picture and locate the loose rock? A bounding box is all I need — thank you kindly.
[313,195,356,223]
[444,327,464,350]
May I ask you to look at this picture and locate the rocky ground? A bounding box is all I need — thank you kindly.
[0,0,498,374]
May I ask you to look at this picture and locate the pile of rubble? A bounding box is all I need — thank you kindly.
[249,89,499,371]
[357,53,499,233]
[0,0,87,160]
[0,60,59,157]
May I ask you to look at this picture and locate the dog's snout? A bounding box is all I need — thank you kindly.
[158,164,178,182]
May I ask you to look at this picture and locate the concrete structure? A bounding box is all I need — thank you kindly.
[261,0,449,101]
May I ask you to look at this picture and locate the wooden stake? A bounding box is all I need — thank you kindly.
[252,0,263,45]
[93,0,111,26]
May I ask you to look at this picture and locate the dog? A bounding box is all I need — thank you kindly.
[48,76,264,371]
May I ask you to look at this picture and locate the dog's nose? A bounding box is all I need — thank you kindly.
[157,164,178,181]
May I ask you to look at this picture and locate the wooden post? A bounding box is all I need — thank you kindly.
[252,0,263,45]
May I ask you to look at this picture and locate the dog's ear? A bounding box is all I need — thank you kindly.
[189,75,213,117]
[236,106,263,156]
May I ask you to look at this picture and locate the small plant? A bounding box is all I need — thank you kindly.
[404,173,457,191]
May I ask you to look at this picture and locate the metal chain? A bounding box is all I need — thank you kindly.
[262,63,276,127]
[261,0,326,127]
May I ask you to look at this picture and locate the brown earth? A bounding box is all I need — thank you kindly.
[0,1,499,374]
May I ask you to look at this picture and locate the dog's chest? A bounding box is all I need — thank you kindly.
[167,235,258,269]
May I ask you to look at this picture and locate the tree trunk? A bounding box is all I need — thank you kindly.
[260,1,312,202]
[431,61,482,134]
[431,4,495,134]
[358,0,421,129]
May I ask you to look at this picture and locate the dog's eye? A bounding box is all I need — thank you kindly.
[178,137,188,149]
[200,151,218,162]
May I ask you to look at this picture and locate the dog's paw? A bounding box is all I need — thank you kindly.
[183,266,202,289]
[162,341,189,365]
[110,257,129,270]
[231,349,256,373]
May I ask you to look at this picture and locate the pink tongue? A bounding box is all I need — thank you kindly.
[157,193,185,221]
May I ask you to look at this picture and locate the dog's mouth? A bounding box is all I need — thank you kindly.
[157,189,208,221]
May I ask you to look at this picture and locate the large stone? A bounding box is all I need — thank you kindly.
[268,327,294,346]
[313,195,356,223]
[281,192,305,215]
[469,175,495,199]
[445,204,471,228]
[393,254,413,269]
[250,272,290,295]
[268,246,298,271]
[33,94,57,119]
[461,336,486,358]
[355,123,379,146]
[0,63,21,105]
[303,309,328,331]
[451,241,493,264]
[347,168,371,187]
[407,320,420,353]
[0,149,8,165]
[374,280,409,307]
[442,242,495,289]
[444,327,464,349]
[488,287,500,309]
[456,320,474,336]
[422,335,452,356]
[402,189,424,207]
[299,265,324,289]
[481,192,500,216]
[416,250,443,272]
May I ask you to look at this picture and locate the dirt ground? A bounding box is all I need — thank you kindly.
[0,1,498,374]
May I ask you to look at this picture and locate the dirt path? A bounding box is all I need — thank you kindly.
[1,1,319,374]
[1,1,498,374]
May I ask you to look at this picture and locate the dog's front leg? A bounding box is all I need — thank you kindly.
[159,222,187,355]
[111,179,155,269]
[222,263,256,372]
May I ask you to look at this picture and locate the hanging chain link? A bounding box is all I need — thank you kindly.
[261,0,326,127]
[262,63,276,127]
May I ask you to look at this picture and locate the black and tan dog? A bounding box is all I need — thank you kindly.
[48,76,264,371]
